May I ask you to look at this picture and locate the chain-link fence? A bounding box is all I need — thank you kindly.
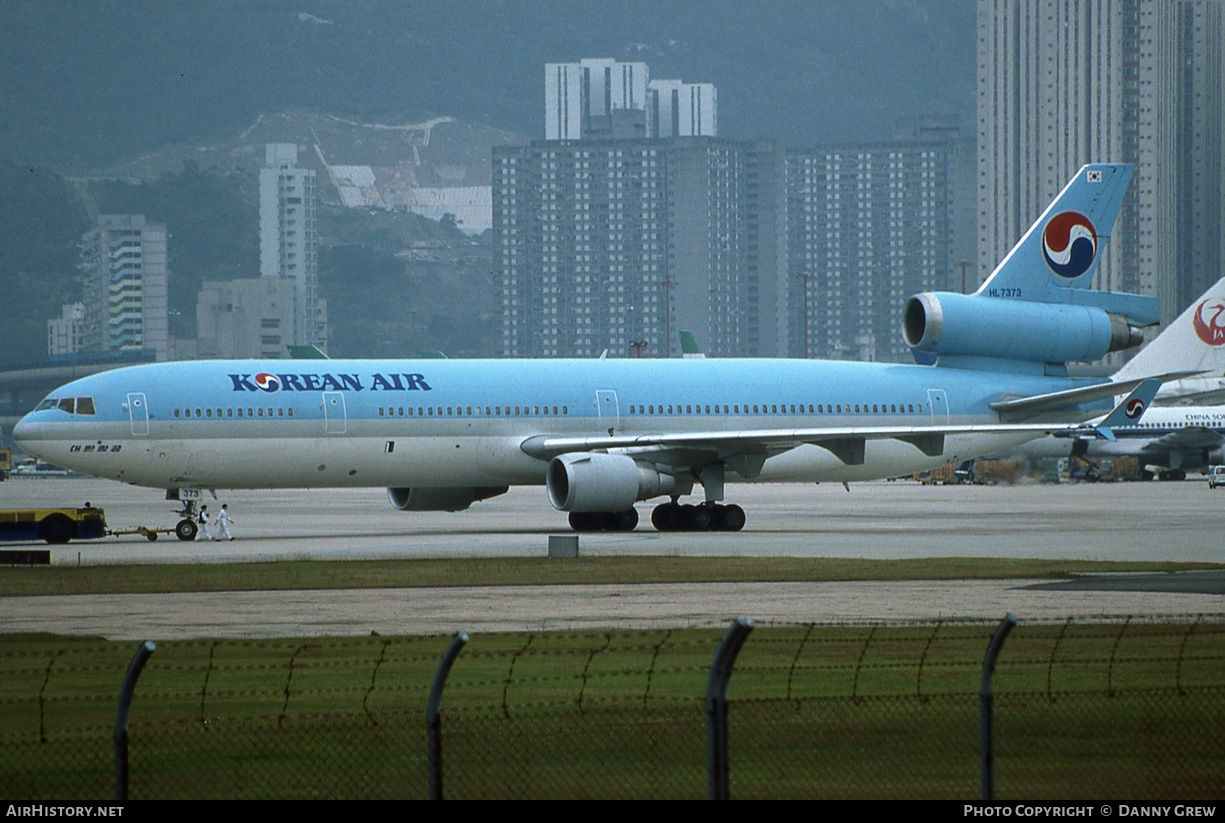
[2,617,1222,799]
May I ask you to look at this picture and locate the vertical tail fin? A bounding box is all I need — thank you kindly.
[1114,276,1225,382]
[977,163,1133,303]
[679,330,705,359]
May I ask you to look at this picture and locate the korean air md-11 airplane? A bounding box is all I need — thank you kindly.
[13,164,1175,537]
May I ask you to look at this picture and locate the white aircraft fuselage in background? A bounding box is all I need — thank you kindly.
[1015,404,1225,476]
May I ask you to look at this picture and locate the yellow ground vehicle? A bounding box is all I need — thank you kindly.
[0,507,108,544]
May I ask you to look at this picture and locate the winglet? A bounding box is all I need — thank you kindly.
[1087,377,1161,441]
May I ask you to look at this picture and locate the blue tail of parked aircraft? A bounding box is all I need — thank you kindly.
[903,163,1159,373]
[979,163,1132,300]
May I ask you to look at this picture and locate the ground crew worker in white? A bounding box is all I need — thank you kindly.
[196,505,213,541]
[217,504,234,541]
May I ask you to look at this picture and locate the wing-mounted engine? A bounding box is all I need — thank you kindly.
[903,292,1146,368]
[546,453,676,512]
[387,486,508,512]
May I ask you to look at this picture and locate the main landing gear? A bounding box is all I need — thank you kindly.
[651,501,746,532]
[568,509,639,532]
[567,502,747,532]
[565,466,746,533]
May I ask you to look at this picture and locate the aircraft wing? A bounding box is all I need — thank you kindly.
[522,382,1160,472]
[521,421,1088,475]
[1139,426,1225,452]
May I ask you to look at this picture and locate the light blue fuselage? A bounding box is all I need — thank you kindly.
[14,357,1104,492]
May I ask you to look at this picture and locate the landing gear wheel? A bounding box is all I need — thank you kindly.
[568,512,597,531]
[652,503,678,531]
[716,504,746,532]
[569,509,641,532]
[175,519,198,541]
[611,508,639,531]
[689,505,714,531]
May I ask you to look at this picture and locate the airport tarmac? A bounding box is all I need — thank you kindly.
[1,477,1223,638]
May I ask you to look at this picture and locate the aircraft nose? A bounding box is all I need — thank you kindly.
[12,410,45,450]
[12,413,32,445]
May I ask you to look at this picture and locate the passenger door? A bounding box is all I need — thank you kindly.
[596,390,619,433]
[127,392,149,436]
[323,392,347,434]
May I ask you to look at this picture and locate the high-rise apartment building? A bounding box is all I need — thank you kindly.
[260,143,326,350]
[1175,0,1224,310]
[977,0,1224,326]
[787,140,964,362]
[544,59,718,142]
[545,59,651,141]
[648,80,718,138]
[47,303,84,357]
[505,59,756,358]
[495,137,785,358]
[78,214,169,361]
[196,278,298,360]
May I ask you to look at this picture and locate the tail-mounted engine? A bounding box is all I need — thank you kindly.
[903,292,1145,366]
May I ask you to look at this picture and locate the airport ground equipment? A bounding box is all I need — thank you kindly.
[0,506,108,544]
[106,524,175,541]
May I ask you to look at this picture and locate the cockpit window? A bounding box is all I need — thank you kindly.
[35,397,96,415]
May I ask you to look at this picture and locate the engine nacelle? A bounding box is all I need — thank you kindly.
[903,292,1145,364]
[387,486,508,512]
[546,453,676,512]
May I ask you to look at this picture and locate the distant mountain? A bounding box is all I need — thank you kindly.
[0,161,90,365]
[0,0,975,172]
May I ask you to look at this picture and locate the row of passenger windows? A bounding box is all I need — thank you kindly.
[379,405,569,417]
[174,407,294,419]
[626,402,925,415]
[375,401,926,418]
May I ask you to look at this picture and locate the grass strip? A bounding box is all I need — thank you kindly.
[2,555,1221,597]
[2,623,1222,799]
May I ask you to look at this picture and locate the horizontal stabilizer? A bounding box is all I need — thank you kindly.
[990,372,1197,422]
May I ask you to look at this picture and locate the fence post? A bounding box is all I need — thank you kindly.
[428,632,469,800]
[980,613,1017,801]
[114,640,156,802]
[706,617,755,800]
